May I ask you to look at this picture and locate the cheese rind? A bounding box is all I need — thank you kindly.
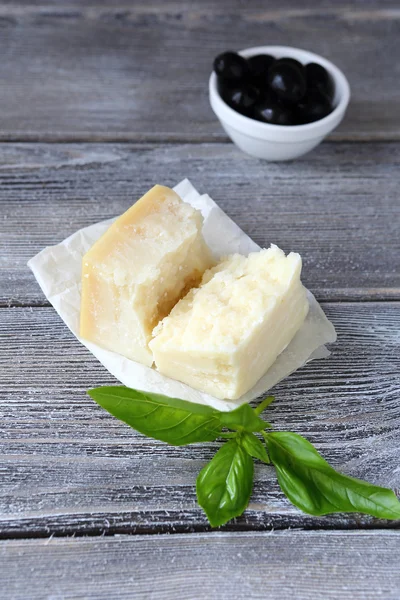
[150,245,309,399]
[80,185,214,365]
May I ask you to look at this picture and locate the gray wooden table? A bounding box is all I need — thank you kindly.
[1,1,399,598]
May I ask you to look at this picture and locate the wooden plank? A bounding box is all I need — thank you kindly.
[1,142,399,305]
[1,302,399,536]
[0,2,399,140]
[1,531,400,600]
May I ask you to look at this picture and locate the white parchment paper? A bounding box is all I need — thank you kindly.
[28,179,336,412]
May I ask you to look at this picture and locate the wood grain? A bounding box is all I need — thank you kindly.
[2,531,400,600]
[1,302,399,536]
[0,2,399,140]
[1,2,399,592]
[1,142,400,306]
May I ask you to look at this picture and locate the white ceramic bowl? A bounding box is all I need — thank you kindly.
[209,46,350,161]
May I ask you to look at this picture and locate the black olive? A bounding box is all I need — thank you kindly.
[268,62,306,103]
[213,51,250,83]
[221,83,261,116]
[277,57,304,73]
[247,54,275,86]
[296,89,332,123]
[217,77,234,103]
[306,62,334,102]
[253,94,297,125]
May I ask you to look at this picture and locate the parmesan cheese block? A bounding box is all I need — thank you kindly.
[80,185,214,366]
[150,245,309,400]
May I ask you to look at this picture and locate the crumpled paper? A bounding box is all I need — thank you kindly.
[28,179,336,412]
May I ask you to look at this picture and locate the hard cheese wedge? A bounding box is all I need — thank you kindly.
[80,185,214,366]
[150,245,309,400]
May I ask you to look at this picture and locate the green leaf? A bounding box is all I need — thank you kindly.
[218,403,268,432]
[196,439,254,527]
[266,432,400,520]
[239,432,270,463]
[88,386,223,446]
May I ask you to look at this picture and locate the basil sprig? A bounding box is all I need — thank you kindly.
[88,386,400,526]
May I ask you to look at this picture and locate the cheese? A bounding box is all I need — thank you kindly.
[150,245,309,399]
[80,185,214,366]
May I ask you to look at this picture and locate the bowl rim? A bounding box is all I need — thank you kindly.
[209,45,351,138]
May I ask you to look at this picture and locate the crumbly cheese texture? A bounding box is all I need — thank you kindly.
[150,245,309,400]
[80,185,214,366]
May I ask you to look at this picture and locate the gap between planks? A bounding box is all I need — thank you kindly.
[1,296,400,309]
[0,520,399,542]
[1,135,400,144]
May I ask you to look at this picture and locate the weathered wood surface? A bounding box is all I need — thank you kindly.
[1,1,399,593]
[2,531,400,600]
[1,302,399,536]
[0,2,399,141]
[1,142,400,306]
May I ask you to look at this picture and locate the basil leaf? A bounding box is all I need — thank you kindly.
[196,439,254,527]
[266,432,400,520]
[88,386,223,446]
[239,432,270,463]
[218,403,268,432]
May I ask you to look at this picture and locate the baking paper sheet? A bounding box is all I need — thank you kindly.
[28,179,336,412]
